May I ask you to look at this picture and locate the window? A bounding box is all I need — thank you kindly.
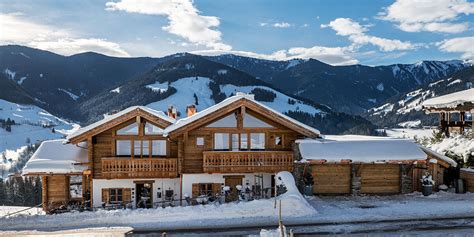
[214,133,229,150]
[243,114,272,128]
[250,133,265,149]
[116,123,139,135]
[152,140,166,156]
[231,134,239,151]
[274,135,282,146]
[116,140,131,156]
[134,140,142,157]
[110,188,123,203]
[206,114,237,127]
[144,122,163,135]
[196,137,204,146]
[240,133,248,150]
[69,176,82,199]
[199,183,213,196]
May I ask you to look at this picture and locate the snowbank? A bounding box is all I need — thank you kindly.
[0,172,316,231]
[427,134,474,162]
[297,136,426,163]
[422,88,474,109]
[22,139,88,175]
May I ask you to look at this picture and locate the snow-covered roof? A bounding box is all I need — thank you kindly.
[22,139,88,175]
[296,136,427,163]
[67,106,174,141]
[422,88,474,109]
[164,93,320,136]
[419,146,457,167]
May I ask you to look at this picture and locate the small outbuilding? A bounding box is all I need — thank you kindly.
[22,139,89,212]
[296,135,457,195]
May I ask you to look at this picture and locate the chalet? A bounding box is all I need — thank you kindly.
[22,93,457,212]
[23,93,319,211]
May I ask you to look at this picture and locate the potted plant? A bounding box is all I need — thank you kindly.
[421,172,435,196]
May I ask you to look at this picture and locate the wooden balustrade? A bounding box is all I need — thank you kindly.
[203,151,294,173]
[102,157,178,179]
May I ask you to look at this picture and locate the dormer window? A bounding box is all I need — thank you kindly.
[117,123,139,135]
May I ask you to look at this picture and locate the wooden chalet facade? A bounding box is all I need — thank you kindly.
[25,94,319,211]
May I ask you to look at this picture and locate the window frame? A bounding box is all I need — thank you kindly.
[109,188,123,203]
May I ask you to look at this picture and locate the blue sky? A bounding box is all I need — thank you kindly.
[1,0,473,65]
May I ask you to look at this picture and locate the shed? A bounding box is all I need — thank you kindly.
[22,139,89,212]
[296,135,455,195]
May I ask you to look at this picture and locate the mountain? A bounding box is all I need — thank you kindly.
[206,54,305,82]
[0,45,164,117]
[73,53,374,135]
[209,54,471,114]
[365,66,474,128]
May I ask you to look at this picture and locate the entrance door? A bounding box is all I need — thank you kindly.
[136,182,153,208]
[224,176,243,202]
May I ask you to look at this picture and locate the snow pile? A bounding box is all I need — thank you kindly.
[22,139,88,175]
[426,134,474,162]
[422,88,474,109]
[297,136,426,163]
[0,173,316,231]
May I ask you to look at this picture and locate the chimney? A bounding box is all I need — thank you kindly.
[186,104,197,117]
[167,105,177,119]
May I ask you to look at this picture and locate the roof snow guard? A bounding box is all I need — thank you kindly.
[22,139,88,175]
[422,88,474,111]
[296,135,427,163]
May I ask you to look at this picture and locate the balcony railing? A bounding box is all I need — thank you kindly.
[203,151,294,173]
[102,157,178,179]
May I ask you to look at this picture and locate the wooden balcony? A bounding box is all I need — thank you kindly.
[203,151,294,173]
[102,157,178,179]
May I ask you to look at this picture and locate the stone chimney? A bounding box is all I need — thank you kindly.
[167,105,177,119]
[186,104,197,117]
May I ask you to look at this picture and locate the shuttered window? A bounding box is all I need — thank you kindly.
[102,188,131,204]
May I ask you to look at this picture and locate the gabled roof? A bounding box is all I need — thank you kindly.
[422,88,474,111]
[296,136,427,163]
[163,94,320,138]
[67,106,174,143]
[22,139,88,175]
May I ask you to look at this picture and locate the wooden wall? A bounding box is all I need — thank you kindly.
[460,169,474,192]
[42,176,70,211]
[312,164,351,194]
[360,164,400,194]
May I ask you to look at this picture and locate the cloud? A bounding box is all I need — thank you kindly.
[272,22,292,28]
[29,38,130,57]
[437,36,474,59]
[378,0,474,33]
[322,18,418,51]
[0,13,129,57]
[192,45,359,66]
[105,0,231,51]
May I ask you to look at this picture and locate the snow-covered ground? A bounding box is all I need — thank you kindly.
[0,172,316,232]
[0,99,79,173]
[0,206,44,217]
[386,127,473,162]
[0,227,133,237]
[385,127,435,140]
[308,191,474,223]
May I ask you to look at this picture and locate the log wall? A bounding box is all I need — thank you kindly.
[360,164,400,194]
[460,169,474,192]
[312,164,351,194]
